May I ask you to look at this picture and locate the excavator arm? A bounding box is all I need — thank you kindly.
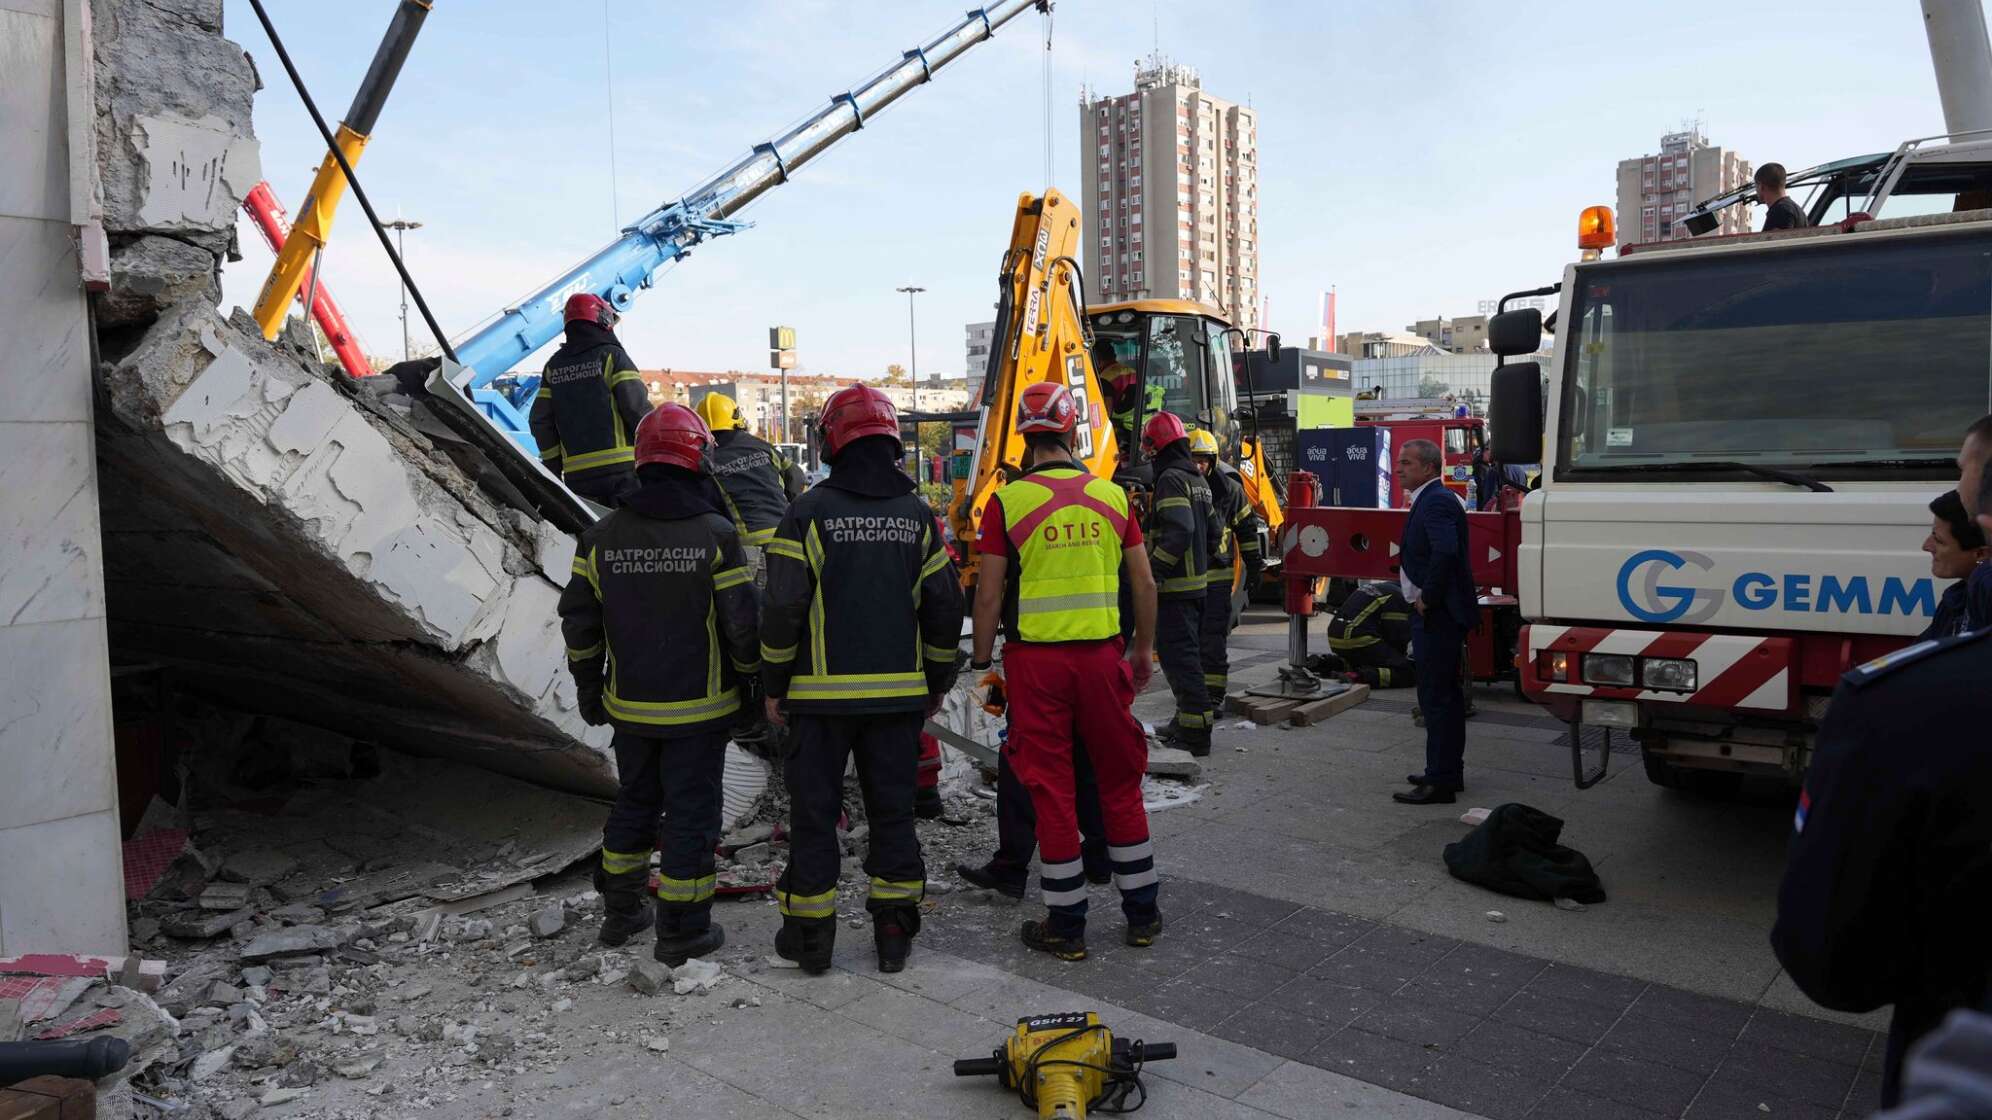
[951,189,1117,582]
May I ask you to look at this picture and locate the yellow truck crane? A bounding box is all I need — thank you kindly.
[951,189,1283,586]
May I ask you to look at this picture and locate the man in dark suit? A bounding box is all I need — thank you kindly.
[1393,439,1477,805]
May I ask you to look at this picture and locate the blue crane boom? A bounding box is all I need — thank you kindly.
[450,0,1050,446]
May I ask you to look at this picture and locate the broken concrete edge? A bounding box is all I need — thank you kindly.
[95,300,616,793]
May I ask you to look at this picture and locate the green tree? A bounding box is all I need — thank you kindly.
[1417,375,1452,399]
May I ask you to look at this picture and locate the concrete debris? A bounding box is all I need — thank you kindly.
[528,904,565,939]
[559,956,602,983]
[450,919,494,943]
[720,823,775,852]
[197,882,251,911]
[671,959,724,996]
[240,926,340,962]
[221,850,302,886]
[1460,807,1493,826]
[1145,746,1204,780]
[260,1086,310,1107]
[628,960,672,996]
[730,842,773,867]
[266,904,326,925]
[239,965,273,987]
[164,900,252,936]
[643,1035,671,1053]
[1553,897,1588,912]
[1486,910,1508,923]
[190,1045,235,1081]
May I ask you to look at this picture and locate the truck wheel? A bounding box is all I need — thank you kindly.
[1641,751,1685,790]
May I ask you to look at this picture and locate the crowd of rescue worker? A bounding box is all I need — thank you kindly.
[525,292,1992,1116]
[533,293,1264,974]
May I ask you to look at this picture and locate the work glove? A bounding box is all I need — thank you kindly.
[973,669,1007,717]
[576,684,609,727]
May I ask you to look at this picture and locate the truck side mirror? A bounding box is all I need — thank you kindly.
[1489,361,1543,465]
[1266,332,1282,362]
[1487,309,1542,357]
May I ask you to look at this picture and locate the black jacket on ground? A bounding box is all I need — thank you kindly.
[1146,444,1220,600]
[1442,803,1607,904]
[558,474,759,738]
[1772,628,1992,1106]
[710,429,804,542]
[529,321,651,488]
[760,439,965,714]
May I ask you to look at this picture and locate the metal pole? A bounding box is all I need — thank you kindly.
[385,218,422,360]
[780,368,789,444]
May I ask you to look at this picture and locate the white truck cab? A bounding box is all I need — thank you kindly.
[1488,199,1990,789]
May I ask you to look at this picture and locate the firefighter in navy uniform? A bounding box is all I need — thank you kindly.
[1771,627,1992,1108]
[1189,428,1261,704]
[1142,412,1223,756]
[1325,582,1416,688]
[529,293,653,508]
[558,403,760,965]
[693,392,804,583]
[760,384,965,975]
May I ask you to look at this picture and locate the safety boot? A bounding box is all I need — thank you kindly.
[1125,913,1164,948]
[914,787,944,820]
[1020,919,1087,962]
[652,902,725,967]
[774,916,835,975]
[1169,719,1213,758]
[593,865,651,948]
[954,860,1025,901]
[873,906,921,974]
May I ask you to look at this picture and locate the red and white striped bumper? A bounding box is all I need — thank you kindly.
[1521,625,1796,716]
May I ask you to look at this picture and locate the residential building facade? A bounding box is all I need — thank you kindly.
[964,321,994,378]
[1079,55,1260,332]
[1615,127,1753,245]
[1408,315,1489,354]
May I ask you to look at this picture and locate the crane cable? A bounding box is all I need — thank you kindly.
[604,0,622,230]
[1041,4,1054,188]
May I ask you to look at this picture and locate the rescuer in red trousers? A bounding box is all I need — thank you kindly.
[969,381,1161,961]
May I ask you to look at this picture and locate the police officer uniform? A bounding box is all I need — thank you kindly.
[529,295,652,508]
[1145,415,1223,755]
[1772,628,1992,1107]
[1326,582,1416,688]
[558,404,759,965]
[761,385,964,974]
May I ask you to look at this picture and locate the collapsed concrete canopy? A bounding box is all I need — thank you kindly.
[90,0,614,794]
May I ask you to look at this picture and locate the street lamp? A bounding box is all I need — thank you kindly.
[895,286,925,383]
[385,218,424,360]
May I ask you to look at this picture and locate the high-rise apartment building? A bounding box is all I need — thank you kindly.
[1615,127,1753,246]
[964,321,994,378]
[1080,55,1260,332]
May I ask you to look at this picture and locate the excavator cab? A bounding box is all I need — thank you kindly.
[1087,300,1239,469]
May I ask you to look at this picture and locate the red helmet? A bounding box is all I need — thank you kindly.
[1141,409,1188,453]
[1016,381,1077,436]
[633,402,712,472]
[820,383,901,458]
[564,292,620,329]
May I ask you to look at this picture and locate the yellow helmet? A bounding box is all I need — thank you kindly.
[694,392,741,432]
[1187,428,1221,458]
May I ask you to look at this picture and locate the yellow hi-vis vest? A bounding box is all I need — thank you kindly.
[996,467,1130,643]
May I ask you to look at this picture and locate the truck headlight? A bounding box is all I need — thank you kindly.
[1582,653,1634,686]
[1640,658,1697,692]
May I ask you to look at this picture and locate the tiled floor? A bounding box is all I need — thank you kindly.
[924,875,1884,1120]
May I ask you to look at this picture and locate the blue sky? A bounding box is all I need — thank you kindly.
[221,0,1958,379]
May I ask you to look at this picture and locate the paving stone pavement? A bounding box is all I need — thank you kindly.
[920,874,1885,1120]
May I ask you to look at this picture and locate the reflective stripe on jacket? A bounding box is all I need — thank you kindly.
[760,487,966,713]
[994,466,1130,643]
[557,504,760,738]
[528,338,650,484]
[710,430,802,541]
[1146,454,1220,600]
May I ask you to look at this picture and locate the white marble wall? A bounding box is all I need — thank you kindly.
[0,0,127,956]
